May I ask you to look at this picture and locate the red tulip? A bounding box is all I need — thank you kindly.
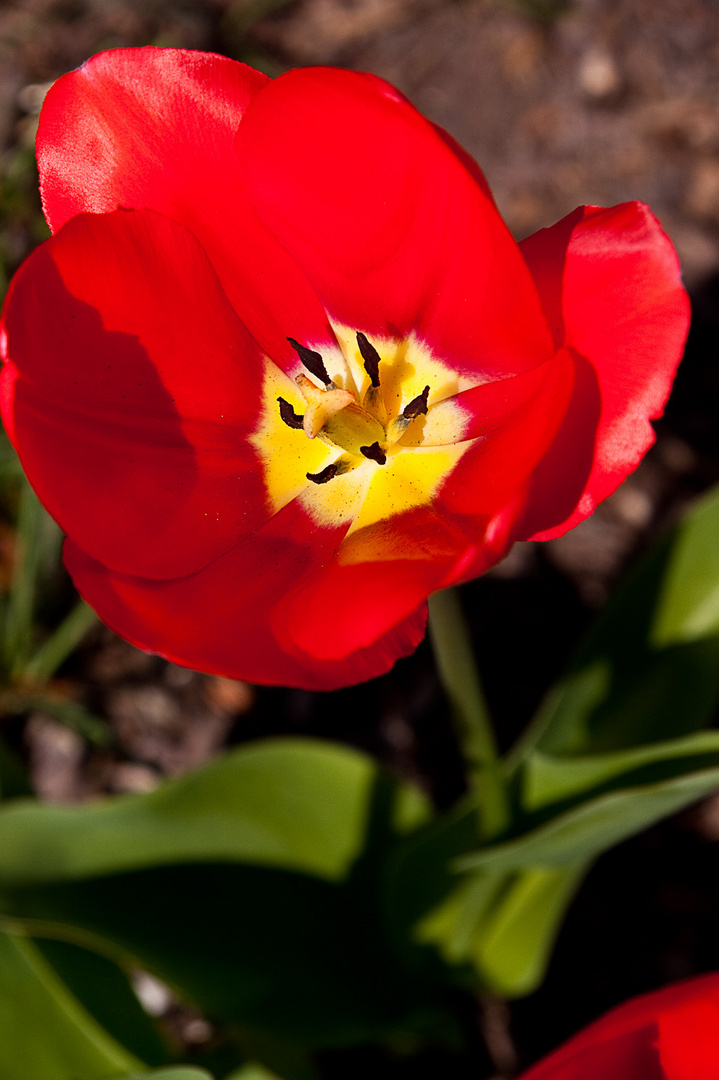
[519,973,719,1079]
[0,49,690,688]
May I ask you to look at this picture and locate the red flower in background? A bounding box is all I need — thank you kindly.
[518,973,719,1079]
[0,49,689,689]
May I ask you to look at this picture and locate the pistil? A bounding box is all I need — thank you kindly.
[294,373,354,439]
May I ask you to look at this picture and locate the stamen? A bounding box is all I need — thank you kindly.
[277,397,304,430]
[356,332,381,388]
[360,441,387,465]
[287,337,332,386]
[403,385,430,419]
[306,463,339,485]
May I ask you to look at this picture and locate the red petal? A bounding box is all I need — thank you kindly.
[430,122,497,206]
[658,995,719,1078]
[235,66,554,380]
[439,348,575,520]
[282,508,465,663]
[37,47,334,367]
[517,203,690,541]
[1,208,270,580]
[520,1028,662,1080]
[63,501,428,691]
[519,974,719,1080]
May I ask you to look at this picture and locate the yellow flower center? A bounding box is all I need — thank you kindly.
[250,324,477,546]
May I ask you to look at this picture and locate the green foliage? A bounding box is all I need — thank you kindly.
[0,738,451,1058]
[412,482,719,995]
[122,1070,213,1079]
[0,738,421,885]
[34,938,169,1066]
[0,929,142,1080]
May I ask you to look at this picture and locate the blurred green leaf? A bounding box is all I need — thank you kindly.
[122,1070,213,1080]
[35,938,169,1066]
[224,1066,284,1080]
[0,738,419,886]
[459,749,719,874]
[3,863,444,1045]
[521,730,719,811]
[430,739,719,993]
[22,599,98,684]
[0,430,23,484]
[0,928,142,1080]
[4,480,63,677]
[0,690,112,748]
[651,484,719,646]
[411,735,719,996]
[407,486,719,997]
[415,862,585,996]
[0,732,31,800]
[0,738,446,1048]
[512,483,719,759]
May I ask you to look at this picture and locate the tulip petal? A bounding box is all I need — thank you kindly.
[234,66,554,381]
[0,207,273,580]
[517,202,690,541]
[37,47,334,367]
[439,348,576,521]
[63,501,428,691]
[519,974,719,1080]
[658,995,719,1078]
[282,508,470,663]
[522,1028,661,1080]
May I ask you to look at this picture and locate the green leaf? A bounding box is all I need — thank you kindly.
[401,485,719,999]
[224,1066,284,1080]
[0,689,112,748]
[0,738,420,887]
[416,863,586,996]
[410,730,719,996]
[0,928,142,1080]
[0,431,23,483]
[0,732,31,800]
[35,937,169,1066]
[512,483,719,760]
[651,482,719,646]
[458,755,719,874]
[0,738,441,1048]
[22,600,98,685]
[4,480,63,677]
[3,863,445,1047]
[522,729,719,811]
[121,1070,213,1080]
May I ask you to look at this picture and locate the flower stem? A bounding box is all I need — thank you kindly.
[428,588,510,839]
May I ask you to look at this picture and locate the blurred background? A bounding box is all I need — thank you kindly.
[0,0,719,1074]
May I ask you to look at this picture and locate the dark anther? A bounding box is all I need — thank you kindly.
[306,463,339,485]
[356,332,381,388]
[288,337,331,386]
[360,441,387,465]
[277,397,304,430]
[403,385,430,419]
